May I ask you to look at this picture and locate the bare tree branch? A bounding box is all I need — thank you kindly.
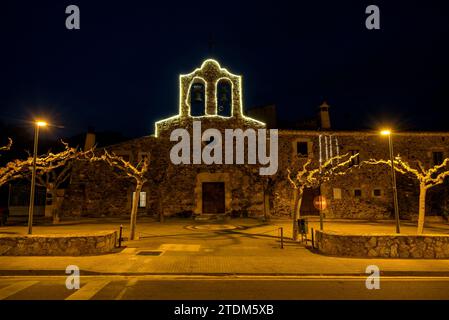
[0,138,12,153]
[362,156,449,234]
[0,140,84,187]
[86,149,150,240]
[287,153,359,241]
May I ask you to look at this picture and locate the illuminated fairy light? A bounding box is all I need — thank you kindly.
[329,135,333,165]
[325,135,329,161]
[180,59,240,117]
[154,59,265,137]
[335,136,340,157]
[319,134,322,170]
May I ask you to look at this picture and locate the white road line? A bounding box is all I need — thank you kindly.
[65,280,110,300]
[115,278,138,300]
[0,281,39,300]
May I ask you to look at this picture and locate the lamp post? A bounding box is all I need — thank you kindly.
[27,121,47,235]
[381,129,401,234]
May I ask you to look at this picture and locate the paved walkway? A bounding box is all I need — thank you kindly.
[1,218,449,276]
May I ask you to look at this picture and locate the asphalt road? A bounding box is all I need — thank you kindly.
[1,276,449,300]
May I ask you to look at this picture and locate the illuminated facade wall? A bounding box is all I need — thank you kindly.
[275,131,449,220]
[61,60,449,220]
[155,59,265,138]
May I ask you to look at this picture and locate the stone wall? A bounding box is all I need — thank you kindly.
[62,106,272,218]
[274,131,449,219]
[315,230,449,259]
[0,231,117,256]
[59,58,449,220]
[61,123,449,220]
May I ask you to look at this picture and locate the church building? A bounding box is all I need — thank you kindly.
[61,59,449,222]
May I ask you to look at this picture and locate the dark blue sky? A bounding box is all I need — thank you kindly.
[2,0,449,140]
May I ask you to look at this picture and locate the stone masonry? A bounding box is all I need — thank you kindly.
[60,60,449,221]
[315,230,449,259]
[0,231,117,256]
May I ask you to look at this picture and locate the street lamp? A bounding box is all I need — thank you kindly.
[27,120,47,234]
[380,129,401,233]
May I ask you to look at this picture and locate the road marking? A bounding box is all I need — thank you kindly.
[118,248,137,255]
[0,281,39,300]
[115,278,138,300]
[65,280,110,300]
[159,244,201,252]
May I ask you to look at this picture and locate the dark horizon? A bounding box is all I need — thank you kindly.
[2,0,449,141]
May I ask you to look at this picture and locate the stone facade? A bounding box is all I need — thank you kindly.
[60,59,449,221]
[277,131,449,220]
[315,230,449,259]
[0,231,117,256]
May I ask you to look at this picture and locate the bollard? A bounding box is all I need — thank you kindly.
[118,224,123,248]
[280,227,284,249]
[311,227,314,249]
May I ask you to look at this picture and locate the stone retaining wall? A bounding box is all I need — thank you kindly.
[0,231,117,256]
[315,230,449,259]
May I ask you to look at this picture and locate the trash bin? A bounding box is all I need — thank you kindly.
[297,218,308,234]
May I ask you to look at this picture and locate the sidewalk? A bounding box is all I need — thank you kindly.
[1,218,449,276]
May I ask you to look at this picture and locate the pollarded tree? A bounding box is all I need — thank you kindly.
[364,157,449,234]
[0,141,80,188]
[34,161,74,224]
[287,153,359,241]
[89,150,149,240]
[23,141,84,224]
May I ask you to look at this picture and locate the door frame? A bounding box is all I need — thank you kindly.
[194,172,231,215]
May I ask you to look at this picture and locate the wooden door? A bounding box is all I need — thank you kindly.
[202,182,225,214]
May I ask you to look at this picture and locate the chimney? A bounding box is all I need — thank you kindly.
[84,126,96,151]
[319,101,331,129]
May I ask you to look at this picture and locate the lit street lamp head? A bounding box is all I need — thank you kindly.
[36,121,47,127]
[380,129,391,136]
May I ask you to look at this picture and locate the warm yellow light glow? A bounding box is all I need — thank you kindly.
[154,59,265,137]
[380,129,391,136]
[36,121,48,127]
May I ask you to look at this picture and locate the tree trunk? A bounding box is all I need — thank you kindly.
[130,182,143,240]
[264,191,271,221]
[292,189,298,240]
[417,185,427,234]
[158,188,164,223]
[45,188,58,224]
[292,187,304,241]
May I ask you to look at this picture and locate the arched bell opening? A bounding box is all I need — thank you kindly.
[190,81,206,116]
[216,79,232,117]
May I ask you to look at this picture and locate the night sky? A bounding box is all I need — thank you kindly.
[2,0,449,141]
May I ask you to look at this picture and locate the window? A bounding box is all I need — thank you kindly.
[373,189,382,197]
[296,142,309,157]
[333,188,342,200]
[433,151,444,166]
[349,150,360,166]
[132,191,147,208]
[354,189,362,197]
